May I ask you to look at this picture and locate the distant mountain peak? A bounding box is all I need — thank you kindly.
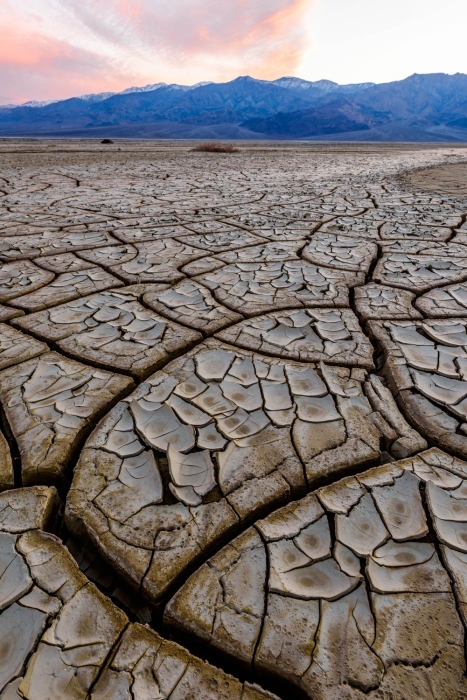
[273,77,375,93]
[1,72,467,143]
[119,83,167,95]
[273,77,338,91]
[3,80,215,110]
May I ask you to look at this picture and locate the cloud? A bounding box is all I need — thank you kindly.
[0,21,142,103]
[157,0,310,79]
[0,0,312,101]
[70,0,310,77]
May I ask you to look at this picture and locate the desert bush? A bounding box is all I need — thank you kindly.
[191,142,239,153]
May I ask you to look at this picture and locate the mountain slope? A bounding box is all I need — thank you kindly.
[243,74,467,140]
[1,73,467,141]
[272,77,375,95]
[242,98,391,137]
[0,77,311,134]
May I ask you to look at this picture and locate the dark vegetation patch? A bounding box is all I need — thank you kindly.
[191,142,239,153]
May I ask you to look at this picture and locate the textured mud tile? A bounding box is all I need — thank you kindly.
[176,229,266,252]
[0,487,59,533]
[368,541,451,594]
[0,601,48,693]
[34,253,95,274]
[111,223,188,244]
[65,340,423,603]
[0,305,23,322]
[15,590,124,698]
[259,191,332,205]
[255,209,334,227]
[416,281,467,317]
[179,220,249,235]
[365,207,463,228]
[0,531,32,613]
[144,281,243,335]
[1,530,129,700]
[216,308,374,367]
[4,208,117,228]
[354,283,421,321]
[255,592,320,688]
[0,324,48,370]
[165,529,267,668]
[0,498,102,700]
[109,214,182,230]
[59,312,201,380]
[92,622,278,700]
[9,268,123,312]
[319,193,373,209]
[370,592,467,699]
[440,546,467,625]
[15,286,201,379]
[0,230,120,260]
[194,261,364,316]
[167,504,330,677]
[0,214,103,231]
[167,451,467,698]
[368,318,467,459]
[0,430,13,492]
[251,227,314,242]
[375,192,461,206]
[373,253,467,293]
[302,233,378,273]
[264,201,365,219]
[426,465,467,592]
[295,363,425,484]
[302,584,385,696]
[0,351,134,485]
[77,243,138,269]
[0,223,60,236]
[379,222,452,240]
[63,534,152,624]
[380,238,467,258]
[56,194,174,218]
[65,414,238,600]
[99,239,207,284]
[335,492,389,556]
[221,213,319,233]
[12,284,165,341]
[0,261,54,303]
[362,374,427,459]
[319,216,381,239]
[213,240,306,265]
[181,256,227,276]
[182,204,260,219]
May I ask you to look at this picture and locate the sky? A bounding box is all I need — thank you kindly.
[1,0,467,104]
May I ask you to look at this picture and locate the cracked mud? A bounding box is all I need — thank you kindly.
[0,140,467,699]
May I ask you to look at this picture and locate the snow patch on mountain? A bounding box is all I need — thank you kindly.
[273,77,375,93]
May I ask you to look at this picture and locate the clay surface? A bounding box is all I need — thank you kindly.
[0,141,466,699]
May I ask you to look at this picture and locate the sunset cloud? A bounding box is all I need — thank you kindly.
[0,0,312,103]
[0,23,142,103]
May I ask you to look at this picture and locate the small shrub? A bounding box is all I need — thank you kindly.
[101,139,114,144]
[191,142,239,153]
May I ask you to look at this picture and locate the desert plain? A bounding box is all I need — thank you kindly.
[1,139,467,699]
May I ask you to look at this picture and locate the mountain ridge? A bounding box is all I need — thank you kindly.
[1,73,467,142]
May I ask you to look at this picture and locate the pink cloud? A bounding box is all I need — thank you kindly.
[0,0,312,102]
[117,0,142,21]
[0,22,142,102]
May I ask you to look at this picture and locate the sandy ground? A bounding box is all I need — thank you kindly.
[409,161,467,195]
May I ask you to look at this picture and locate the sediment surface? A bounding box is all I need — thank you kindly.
[0,139,467,699]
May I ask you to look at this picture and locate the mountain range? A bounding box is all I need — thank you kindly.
[2,73,467,141]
